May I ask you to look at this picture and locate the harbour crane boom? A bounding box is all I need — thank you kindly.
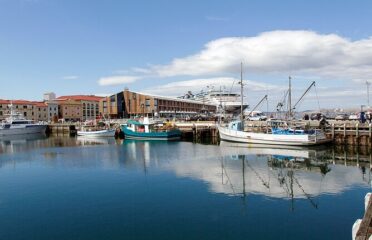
[247,95,268,116]
[292,81,316,111]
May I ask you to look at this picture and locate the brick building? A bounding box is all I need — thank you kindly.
[100,89,216,118]
[56,95,103,121]
[0,100,48,122]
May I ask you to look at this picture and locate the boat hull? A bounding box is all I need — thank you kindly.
[0,125,47,136]
[122,127,182,141]
[77,129,116,137]
[218,126,331,146]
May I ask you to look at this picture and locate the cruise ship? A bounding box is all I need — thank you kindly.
[179,89,248,115]
[0,104,47,136]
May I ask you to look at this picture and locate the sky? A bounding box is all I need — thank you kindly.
[1,0,372,111]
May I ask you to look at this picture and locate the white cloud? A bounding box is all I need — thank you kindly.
[94,93,112,97]
[62,75,79,80]
[133,30,372,80]
[98,75,141,86]
[142,77,282,96]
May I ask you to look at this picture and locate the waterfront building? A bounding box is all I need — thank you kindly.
[34,102,48,122]
[100,89,217,118]
[100,92,125,119]
[56,99,82,122]
[56,95,103,121]
[0,100,48,122]
[43,92,56,101]
[46,101,59,122]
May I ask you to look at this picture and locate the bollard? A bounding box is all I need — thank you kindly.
[331,123,335,140]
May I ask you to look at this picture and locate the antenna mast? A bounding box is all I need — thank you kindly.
[240,62,244,122]
[288,76,292,119]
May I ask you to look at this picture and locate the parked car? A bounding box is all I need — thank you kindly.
[349,114,359,120]
[310,113,326,121]
[247,111,267,121]
[335,113,349,121]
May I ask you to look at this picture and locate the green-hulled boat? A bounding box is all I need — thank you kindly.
[121,117,182,140]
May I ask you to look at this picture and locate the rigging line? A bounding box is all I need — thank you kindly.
[293,174,318,209]
[221,159,238,195]
[244,159,270,189]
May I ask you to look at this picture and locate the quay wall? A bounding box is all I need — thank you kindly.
[47,120,372,146]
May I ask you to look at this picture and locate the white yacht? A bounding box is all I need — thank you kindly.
[0,104,47,136]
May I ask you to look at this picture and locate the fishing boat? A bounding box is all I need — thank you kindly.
[77,129,116,137]
[218,119,330,146]
[218,65,331,146]
[0,103,47,136]
[121,117,182,140]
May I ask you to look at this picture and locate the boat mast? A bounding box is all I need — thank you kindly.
[288,76,292,120]
[367,81,370,107]
[240,62,244,122]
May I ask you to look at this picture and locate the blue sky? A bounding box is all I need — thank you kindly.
[1,0,372,110]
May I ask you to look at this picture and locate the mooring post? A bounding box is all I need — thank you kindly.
[344,123,347,145]
[331,123,335,140]
[356,123,359,146]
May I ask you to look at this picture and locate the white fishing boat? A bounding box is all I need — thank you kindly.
[0,103,47,136]
[218,66,331,146]
[218,120,330,146]
[77,129,116,137]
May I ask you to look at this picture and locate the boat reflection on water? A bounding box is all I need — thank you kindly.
[76,136,119,146]
[112,140,372,207]
[0,137,371,208]
[0,133,48,154]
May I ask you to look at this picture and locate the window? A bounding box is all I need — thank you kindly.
[154,99,158,106]
[0,111,2,116]
[132,93,136,100]
[145,99,151,107]
[110,96,115,102]
[24,112,27,117]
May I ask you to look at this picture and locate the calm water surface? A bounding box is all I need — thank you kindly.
[0,135,371,240]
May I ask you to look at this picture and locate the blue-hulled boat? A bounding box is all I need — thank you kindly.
[121,117,182,140]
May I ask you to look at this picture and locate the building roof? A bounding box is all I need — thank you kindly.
[57,95,103,102]
[0,99,35,105]
[33,102,47,107]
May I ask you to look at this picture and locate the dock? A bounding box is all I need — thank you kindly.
[353,193,372,240]
[46,120,372,146]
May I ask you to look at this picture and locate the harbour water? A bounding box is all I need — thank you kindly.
[0,135,371,240]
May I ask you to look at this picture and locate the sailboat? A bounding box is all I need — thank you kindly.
[218,65,331,146]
